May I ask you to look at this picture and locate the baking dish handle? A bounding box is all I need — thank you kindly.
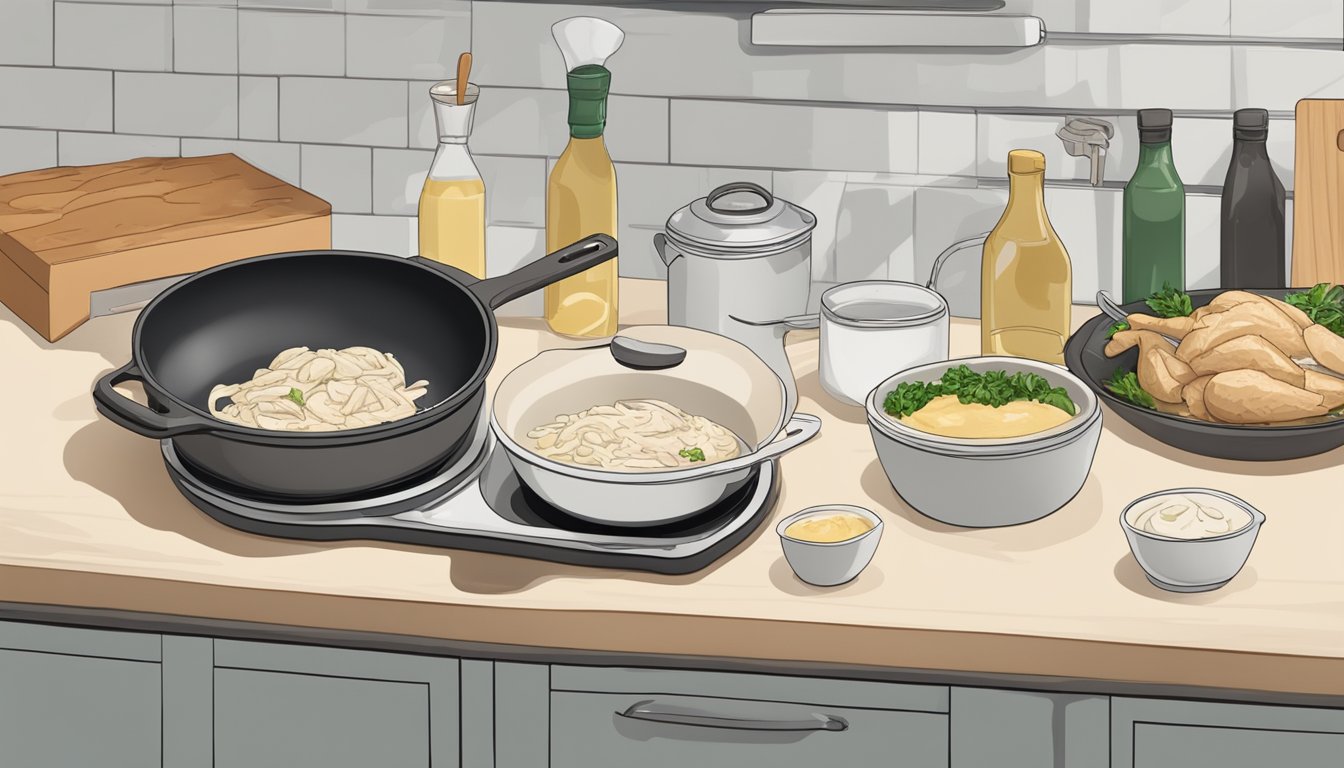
[93,361,214,438]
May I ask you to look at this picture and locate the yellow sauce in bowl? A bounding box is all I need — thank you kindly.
[784,513,876,543]
[898,394,1073,438]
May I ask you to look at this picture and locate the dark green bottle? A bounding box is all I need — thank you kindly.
[1122,109,1185,302]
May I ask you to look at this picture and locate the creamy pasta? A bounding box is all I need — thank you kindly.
[209,346,429,432]
[527,399,741,471]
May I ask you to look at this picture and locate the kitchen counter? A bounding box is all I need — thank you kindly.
[2,279,1343,699]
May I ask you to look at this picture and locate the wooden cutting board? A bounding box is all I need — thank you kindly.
[0,154,331,341]
[1291,99,1344,287]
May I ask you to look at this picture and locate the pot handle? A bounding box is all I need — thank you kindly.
[705,182,773,216]
[415,233,618,310]
[652,232,679,267]
[751,412,822,460]
[92,361,214,439]
[730,313,820,332]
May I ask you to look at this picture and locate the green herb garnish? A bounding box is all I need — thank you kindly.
[1104,369,1155,410]
[1144,283,1193,318]
[1106,321,1129,338]
[286,387,305,407]
[1285,283,1344,336]
[679,447,706,462]
[882,365,1077,419]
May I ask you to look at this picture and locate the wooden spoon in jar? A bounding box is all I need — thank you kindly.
[456,52,472,106]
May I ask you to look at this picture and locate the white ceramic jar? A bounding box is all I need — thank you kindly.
[819,281,950,406]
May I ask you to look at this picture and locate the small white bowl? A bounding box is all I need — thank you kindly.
[1120,488,1265,593]
[777,505,883,587]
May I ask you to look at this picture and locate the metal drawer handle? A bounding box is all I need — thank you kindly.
[616,699,848,732]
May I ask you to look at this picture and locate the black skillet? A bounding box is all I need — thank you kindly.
[1064,288,1344,461]
[92,234,617,501]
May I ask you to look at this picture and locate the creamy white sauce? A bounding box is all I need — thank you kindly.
[1128,493,1252,539]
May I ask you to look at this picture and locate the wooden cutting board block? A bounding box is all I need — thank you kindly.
[1292,99,1344,287]
[0,154,331,341]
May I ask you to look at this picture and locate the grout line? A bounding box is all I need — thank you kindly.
[1047,31,1342,49]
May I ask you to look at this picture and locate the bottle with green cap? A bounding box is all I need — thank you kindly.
[544,17,624,338]
[1122,108,1185,302]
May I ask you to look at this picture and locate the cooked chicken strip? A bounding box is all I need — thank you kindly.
[1305,369,1344,410]
[1105,329,1175,357]
[1304,324,1344,376]
[1126,313,1195,340]
[1182,375,1215,421]
[1190,334,1306,388]
[1205,369,1328,424]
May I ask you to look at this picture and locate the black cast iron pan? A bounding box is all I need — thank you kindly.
[92,234,617,500]
[1065,287,1344,461]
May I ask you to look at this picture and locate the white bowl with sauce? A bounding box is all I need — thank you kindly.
[777,505,883,587]
[1121,488,1265,592]
[865,356,1102,528]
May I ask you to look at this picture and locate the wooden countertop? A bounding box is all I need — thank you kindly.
[2,279,1343,697]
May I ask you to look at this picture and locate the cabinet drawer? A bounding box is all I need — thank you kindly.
[549,691,948,768]
[1134,723,1342,768]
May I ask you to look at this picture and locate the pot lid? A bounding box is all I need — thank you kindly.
[665,182,817,255]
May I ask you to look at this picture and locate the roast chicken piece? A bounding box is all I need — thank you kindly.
[1126,313,1195,340]
[1106,330,1195,403]
[1181,375,1215,421]
[1208,290,1314,330]
[1189,334,1306,388]
[1305,370,1344,410]
[1176,300,1309,361]
[1204,370,1329,424]
[1304,324,1344,376]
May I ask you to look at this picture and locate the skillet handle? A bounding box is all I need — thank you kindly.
[417,234,618,310]
[92,361,213,439]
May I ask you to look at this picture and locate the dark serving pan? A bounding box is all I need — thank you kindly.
[92,234,617,501]
[1064,288,1344,462]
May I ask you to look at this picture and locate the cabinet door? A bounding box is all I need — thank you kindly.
[1115,697,1344,768]
[213,640,459,768]
[0,621,161,768]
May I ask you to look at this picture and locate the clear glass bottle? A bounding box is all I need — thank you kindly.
[418,80,486,278]
[545,17,623,338]
[981,149,1073,365]
[1122,108,1185,302]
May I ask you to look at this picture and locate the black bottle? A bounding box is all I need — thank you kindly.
[1220,108,1286,289]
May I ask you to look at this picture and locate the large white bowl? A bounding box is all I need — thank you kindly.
[865,356,1102,528]
[1120,488,1265,592]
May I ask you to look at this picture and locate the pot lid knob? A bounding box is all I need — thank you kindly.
[610,336,687,370]
[705,181,774,216]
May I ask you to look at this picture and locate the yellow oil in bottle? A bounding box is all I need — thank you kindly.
[545,136,617,337]
[418,177,486,278]
[981,149,1072,364]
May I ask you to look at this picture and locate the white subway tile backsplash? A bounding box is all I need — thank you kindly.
[58,132,179,166]
[372,147,432,215]
[300,143,371,213]
[1046,185,1122,303]
[0,0,54,66]
[280,77,407,146]
[237,0,338,9]
[408,80,438,149]
[917,110,977,178]
[1234,47,1344,111]
[1186,193,1222,290]
[332,213,418,256]
[1117,44,1233,111]
[672,100,918,174]
[0,129,57,176]
[772,171,844,283]
[1087,0,1230,36]
[55,2,172,71]
[913,186,1007,317]
[607,96,669,165]
[239,76,279,140]
[181,138,301,186]
[1230,0,1344,40]
[333,214,416,255]
[834,182,916,283]
[1267,118,1296,191]
[475,155,544,227]
[0,67,112,131]
[1171,116,1233,187]
[175,4,239,74]
[115,72,237,138]
[346,0,444,14]
[239,9,344,76]
[468,88,567,158]
[346,7,469,80]
[486,225,546,316]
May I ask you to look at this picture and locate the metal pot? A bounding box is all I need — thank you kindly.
[491,325,822,527]
[92,235,617,501]
[655,182,816,415]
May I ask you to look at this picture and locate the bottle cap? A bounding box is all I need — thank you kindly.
[1007,149,1046,175]
[1233,108,1269,141]
[428,80,478,140]
[566,64,611,139]
[1137,108,1173,144]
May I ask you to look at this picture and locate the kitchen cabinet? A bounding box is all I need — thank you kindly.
[1113,697,1344,768]
[212,640,460,768]
[950,687,1108,768]
[541,665,950,768]
[0,620,163,768]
